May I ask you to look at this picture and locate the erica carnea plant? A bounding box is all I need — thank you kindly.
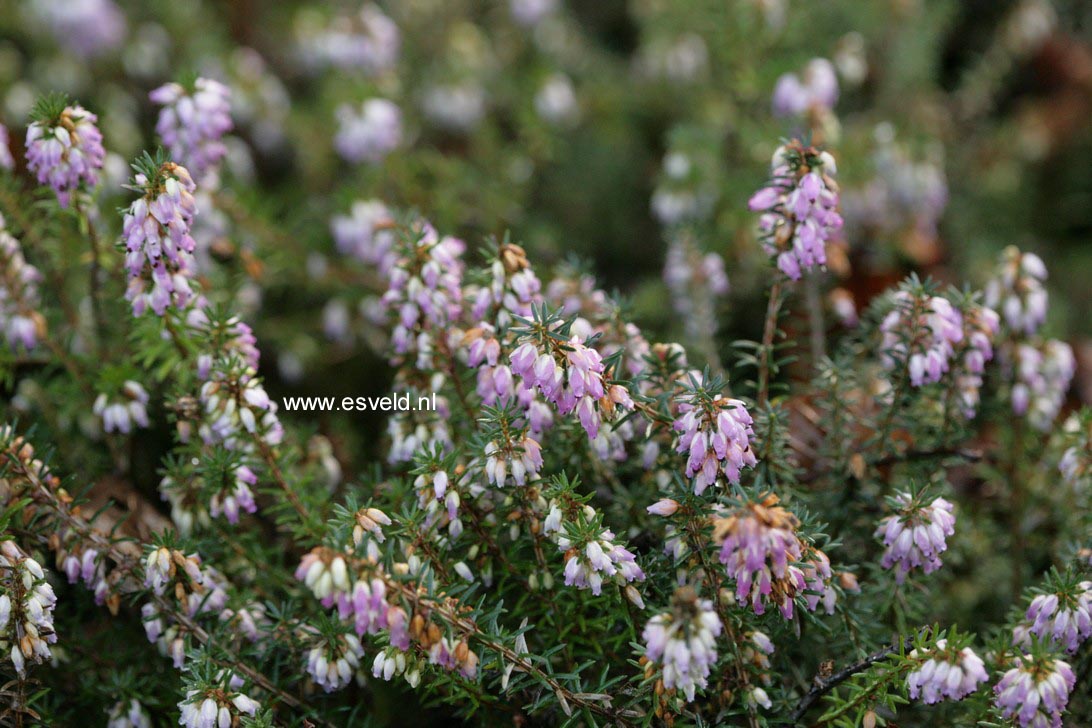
[0,3,1088,727]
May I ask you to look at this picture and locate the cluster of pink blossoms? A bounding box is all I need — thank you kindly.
[981,247,1074,432]
[59,543,106,604]
[748,143,842,280]
[1023,580,1092,654]
[196,357,283,451]
[332,199,397,270]
[25,102,105,207]
[672,388,756,494]
[178,676,259,728]
[298,3,400,74]
[484,433,543,487]
[121,160,199,315]
[0,541,58,677]
[985,246,1049,337]
[994,655,1075,728]
[543,500,645,598]
[714,496,808,619]
[207,463,259,525]
[334,99,403,164]
[295,544,409,652]
[469,243,542,328]
[380,224,465,368]
[954,302,1001,418]
[150,78,233,183]
[1012,341,1076,432]
[642,588,722,702]
[189,310,261,376]
[510,333,633,441]
[413,469,466,538]
[663,236,729,343]
[306,633,364,692]
[140,547,230,668]
[30,0,126,59]
[875,493,956,582]
[385,374,452,463]
[93,381,150,434]
[461,244,555,441]
[294,541,479,691]
[906,639,988,704]
[880,290,964,387]
[0,214,43,351]
[771,58,839,118]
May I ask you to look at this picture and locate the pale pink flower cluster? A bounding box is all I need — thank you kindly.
[714,497,807,619]
[673,392,756,494]
[0,214,43,351]
[306,633,364,692]
[380,224,465,369]
[748,145,842,280]
[543,501,645,597]
[906,639,988,704]
[880,291,964,387]
[25,104,104,207]
[954,302,1000,418]
[331,199,396,270]
[772,58,839,118]
[510,335,633,441]
[93,381,150,434]
[121,162,199,316]
[875,494,956,582]
[484,434,544,487]
[985,247,1049,337]
[0,542,57,677]
[1024,581,1092,654]
[994,656,1075,728]
[150,78,233,183]
[642,590,722,702]
[178,678,259,728]
[1012,340,1075,432]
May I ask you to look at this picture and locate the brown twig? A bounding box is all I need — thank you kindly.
[758,278,785,408]
[787,632,919,724]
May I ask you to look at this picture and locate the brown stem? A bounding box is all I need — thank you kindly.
[758,278,785,408]
[255,438,317,534]
[682,513,759,728]
[804,271,826,367]
[74,198,105,358]
[788,631,921,725]
[1009,416,1026,600]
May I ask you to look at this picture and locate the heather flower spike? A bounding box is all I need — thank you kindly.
[1021,571,1092,654]
[150,77,233,183]
[335,98,403,164]
[25,94,105,208]
[672,372,757,494]
[906,635,988,704]
[749,140,842,280]
[0,215,45,351]
[0,542,58,678]
[713,494,807,619]
[121,151,199,316]
[875,491,956,582]
[642,587,722,702]
[994,653,1076,728]
[879,281,964,388]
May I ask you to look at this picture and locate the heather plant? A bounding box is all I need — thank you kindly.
[0,2,1089,727]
